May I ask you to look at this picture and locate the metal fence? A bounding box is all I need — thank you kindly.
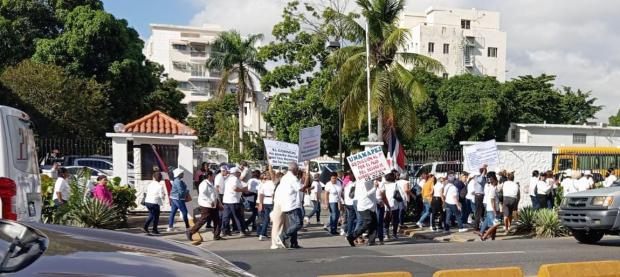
[405,150,463,165]
[36,138,112,158]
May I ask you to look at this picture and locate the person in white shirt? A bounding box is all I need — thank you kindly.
[53,168,71,207]
[395,172,411,230]
[431,177,445,231]
[584,170,595,188]
[463,173,476,224]
[604,168,617,188]
[244,170,261,232]
[304,173,322,224]
[346,176,388,247]
[343,173,358,238]
[562,170,579,195]
[258,172,276,241]
[480,175,500,240]
[383,172,405,239]
[577,172,592,192]
[323,172,343,235]
[501,172,520,232]
[187,170,222,241]
[277,162,311,249]
[214,166,229,199]
[144,172,166,235]
[221,167,249,237]
[536,173,552,209]
[442,177,465,233]
[528,170,540,209]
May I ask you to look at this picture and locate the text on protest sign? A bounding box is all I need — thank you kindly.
[298,125,321,162]
[264,139,299,167]
[347,147,391,181]
[464,139,500,173]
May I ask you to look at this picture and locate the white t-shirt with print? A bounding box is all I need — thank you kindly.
[344,182,356,206]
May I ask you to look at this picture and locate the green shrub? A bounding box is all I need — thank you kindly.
[67,198,120,229]
[108,184,137,227]
[514,206,537,235]
[534,208,567,238]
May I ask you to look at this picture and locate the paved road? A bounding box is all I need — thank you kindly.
[213,236,620,277]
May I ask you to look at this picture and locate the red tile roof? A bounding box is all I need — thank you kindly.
[123,110,196,135]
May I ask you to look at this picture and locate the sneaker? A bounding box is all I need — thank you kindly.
[346,235,356,247]
[416,222,424,228]
[303,216,309,224]
[143,227,150,234]
[290,244,303,249]
[392,235,399,241]
[152,230,161,235]
[185,230,193,241]
[258,235,265,241]
[270,245,279,250]
[340,229,346,236]
[458,228,468,233]
[166,227,174,232]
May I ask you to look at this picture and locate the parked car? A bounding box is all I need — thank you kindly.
[0,220,255,276]
[0,105,42,222]
[413,161,463,178]
[559,183,620,244]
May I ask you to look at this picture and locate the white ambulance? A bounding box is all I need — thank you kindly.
[0,105,42,222]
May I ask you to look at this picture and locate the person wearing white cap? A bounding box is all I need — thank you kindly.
[577,170,593,192]
[167,168,190,232]
[221,167,249,237]
[561,169,578,195]
[215,165,230,198]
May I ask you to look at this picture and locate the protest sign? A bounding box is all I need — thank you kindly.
[298,125,321,162]
[464,139,500,173]
[346,146,391,182]
[264,139,299,167]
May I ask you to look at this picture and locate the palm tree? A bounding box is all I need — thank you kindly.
[206,31,267,153]
[326,0,444,140]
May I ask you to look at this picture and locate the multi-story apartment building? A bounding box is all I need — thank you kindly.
[400,7,507,82]
[144,23,273,137]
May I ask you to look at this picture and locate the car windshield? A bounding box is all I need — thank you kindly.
[320,163,341,172]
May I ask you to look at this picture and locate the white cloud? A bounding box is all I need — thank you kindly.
[189,0,620,121]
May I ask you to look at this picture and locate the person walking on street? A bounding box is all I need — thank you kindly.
[375,177,388,244]
[92,175,113,207]
[221,167,249,236]
[304,173,322,224]
[144,172,166,235]
[443,176,465,233]
[416,175,435,229]
[270,168,288,249]
[431,176,445,231]
[53,167,71,208]
[187,170,223,241]
[168,168,191,232]
[244,170,261,232]
[395,172,411,229]
[473,165,488,231]
[346,177,387,247]
[383,173,403,240]
[343,173,357,237]
[258,171,276,241]
[323,172,343,235]
[529,170,540,209]
[278,162,311,249]
[501,172,519,233]
[479,174,500,240]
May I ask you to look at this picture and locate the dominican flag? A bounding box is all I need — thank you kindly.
[151,144,172,203]
[386,128,407,172]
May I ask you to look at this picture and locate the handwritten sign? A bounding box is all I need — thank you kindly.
[464,139,500,173]
[264,139,299,167]
[346,147,391,182]
[298,125,321,162]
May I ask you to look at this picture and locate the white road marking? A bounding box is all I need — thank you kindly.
[341,251,526,259]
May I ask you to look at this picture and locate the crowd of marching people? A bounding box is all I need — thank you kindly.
[133,159,618,249]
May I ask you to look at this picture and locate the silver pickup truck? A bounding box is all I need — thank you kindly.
[559,183,620,244]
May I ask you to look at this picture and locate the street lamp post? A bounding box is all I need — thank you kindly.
[365,20,372,138]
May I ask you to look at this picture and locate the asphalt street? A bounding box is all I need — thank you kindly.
[213,236,620,277]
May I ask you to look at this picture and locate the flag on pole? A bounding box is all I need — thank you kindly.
[386,128,407,172]
[151,144,172,203]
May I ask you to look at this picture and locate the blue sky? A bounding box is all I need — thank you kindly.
[102,0,197,38]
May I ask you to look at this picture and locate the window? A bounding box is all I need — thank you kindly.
[190,63,205,77]
[487,47,498,58]
[172,44,187,51]
[244,107,248,116]
[573,133,587,144]
[180,32,200,38]
[510,128,517,141]
[190,44,206,57]
[442,73,449,78]
[177,82,190,90]
[428,42,434,53]
[443,43,449,54]
[461,19,471,29]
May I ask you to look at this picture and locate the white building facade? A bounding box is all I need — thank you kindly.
[144,24,272,137]
[506,123,620,147]
[400,7,507,82]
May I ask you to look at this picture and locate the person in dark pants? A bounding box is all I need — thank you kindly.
[221,167,249,236]
[187,170,223,241]
[278,162,311,248]
[257,172,276,240]
[144,172,165,235]
[347,178,386,246]
[304,173,322,224]
[344,173,358,236]
[474,166,488,231]
[244,170,261,232]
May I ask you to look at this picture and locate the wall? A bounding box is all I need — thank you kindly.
[507,125,620,146]
[461,142,553,208]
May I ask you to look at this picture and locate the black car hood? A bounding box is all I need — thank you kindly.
[13,223,254,277]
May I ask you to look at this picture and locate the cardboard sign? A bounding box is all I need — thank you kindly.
[264,139,299,167]
[298,125,321,162]
[346,147,391,182]
[464,139,500,173]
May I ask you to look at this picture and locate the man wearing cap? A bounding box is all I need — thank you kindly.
[577,171,593,192]
[562,169,578,195]
[215,166,229,198]
[278,161,311,249]
[221,167,249,236]
[167,168,190,232]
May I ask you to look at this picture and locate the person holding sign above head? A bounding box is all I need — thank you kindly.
[323,172,343,235]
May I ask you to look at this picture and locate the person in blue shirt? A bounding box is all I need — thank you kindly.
[168,168,190,232]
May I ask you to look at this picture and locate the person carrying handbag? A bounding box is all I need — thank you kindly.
[167,168,191,232]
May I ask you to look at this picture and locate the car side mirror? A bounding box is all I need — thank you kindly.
[0,221,48,273]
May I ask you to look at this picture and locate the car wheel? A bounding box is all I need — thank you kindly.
[572,230,604,244]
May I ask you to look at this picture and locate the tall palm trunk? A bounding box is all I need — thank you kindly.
[377,108,384,139]
[238,67,246,153]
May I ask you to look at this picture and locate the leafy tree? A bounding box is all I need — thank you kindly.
[609,109,620,126]
[0,60,108,137]
[326,0,443,140]
[187,94,237,145]
[206,31,267,153]
[406,68,449,150]
[145,78,188,121]
[558,86,601,124]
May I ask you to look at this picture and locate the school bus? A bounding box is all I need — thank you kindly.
[552,146,620,177]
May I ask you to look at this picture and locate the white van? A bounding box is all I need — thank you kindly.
[0,105,42,222]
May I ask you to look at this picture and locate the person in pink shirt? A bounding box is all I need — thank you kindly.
[92,175,113,207]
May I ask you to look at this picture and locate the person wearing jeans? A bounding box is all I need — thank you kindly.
[323,173,342,235]
[258,172,276,240]
[416,176,435,228]
[344,178,357,236]
[277,162,311,248]
[305,174,322,224]
[144,172,165,234]
[443,179,464,232]
[244,171,261,232]
[168,169,190,231]
[221,167,249,236]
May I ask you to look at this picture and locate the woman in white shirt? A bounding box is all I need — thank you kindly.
[323,172,343,235]
[343,173,358,237]
[501,172,520,232]
[304,173,322,224]
[480,175,500,240]
[431,177,445,231]
[382,173,404,239]
[258,172,276,241]
[442,178,465,232]
[144,172,166,235]
[536,173,552,209]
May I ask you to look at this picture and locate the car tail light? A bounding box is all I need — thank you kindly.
[0,178,17,220]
